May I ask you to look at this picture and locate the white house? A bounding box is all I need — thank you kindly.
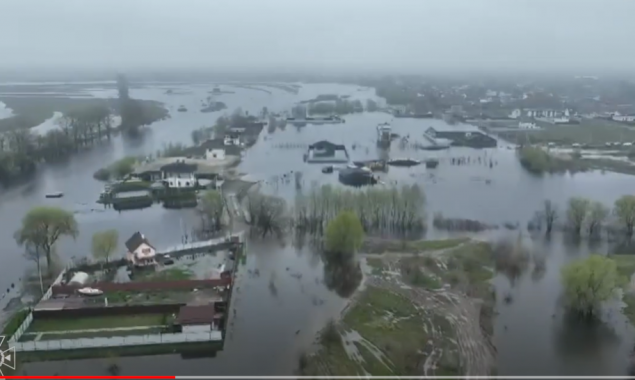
[613,113,635,123]
[376,122,392,143]
[223,134,241,146]
[160,161,198,189]
[205,147,226,161]
[509,109,522,119]
[199,139,227,161]
[125,232,157,267]
[518,122,540,130]
[525,109,571,119]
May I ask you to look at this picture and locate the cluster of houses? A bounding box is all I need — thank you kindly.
[130,123,264,191]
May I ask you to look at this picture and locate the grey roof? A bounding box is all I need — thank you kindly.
[125,232,154,252]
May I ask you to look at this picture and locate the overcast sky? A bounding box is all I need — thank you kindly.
[0,0,633,74]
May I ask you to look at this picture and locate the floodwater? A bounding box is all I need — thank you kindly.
[0,101,14,119]
[1,81,635,376]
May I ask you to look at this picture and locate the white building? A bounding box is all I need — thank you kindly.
[518,122,540,130]
[612,113,635,123]
[175,305,223,333]
[125,232,157,267]
[160,161,198,189]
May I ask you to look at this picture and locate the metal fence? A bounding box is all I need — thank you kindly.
[14,331,223,352]
[9,267,68,344]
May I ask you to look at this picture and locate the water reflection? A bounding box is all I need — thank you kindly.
[322,256,363,298]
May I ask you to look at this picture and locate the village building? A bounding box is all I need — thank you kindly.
[304,140,349,164]
[160,161,198,188]
[125,232,157,267]
[612,113,635,123]
[175,304,226,333]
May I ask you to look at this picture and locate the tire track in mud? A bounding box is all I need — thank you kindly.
[365,263,495,376]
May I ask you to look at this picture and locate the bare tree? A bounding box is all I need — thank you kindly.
[587,201,609,237]
[567,197,590,236]
[245,193,287,237]
[198,190,225,233]
[542,200,558,234]
[23,243,44,294]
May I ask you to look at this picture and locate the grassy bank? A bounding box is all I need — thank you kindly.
[518,146,588,174]
[496,119,635,146]
[361,237,469,254]
[301,241,496,376]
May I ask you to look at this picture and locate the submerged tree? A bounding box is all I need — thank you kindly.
[293,184,425,234]
[324,211,365,262]
[245,192,286,237]
[614,195,635,237]
[587,201,609,237]
[561,255,619,317]
[542,199,558,235]
[92,229,119,264]
[199,190,225,232]
[567,197,590,236]
[15,207,78,277]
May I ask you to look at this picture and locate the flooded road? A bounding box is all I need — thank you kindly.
[2,81,635,376]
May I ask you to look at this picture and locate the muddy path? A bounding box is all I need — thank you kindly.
[351,246,496,376]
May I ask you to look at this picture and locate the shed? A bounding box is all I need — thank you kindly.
[175,305,219,333]
[69,271,89,286]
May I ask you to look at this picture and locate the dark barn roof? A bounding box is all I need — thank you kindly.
[125,231,154,252]
[308,140,346,150]
[160,161,198,174]
[176,304,217,326]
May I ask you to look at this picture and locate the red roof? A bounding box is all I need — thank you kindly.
[175,304,216,326]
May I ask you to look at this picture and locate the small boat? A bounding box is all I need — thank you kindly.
[45,192,64,198]
[322,166,334,174]
[425,159,439,169]
[177,105,187,112]
[78,287,103,296]
[387,158,421,167]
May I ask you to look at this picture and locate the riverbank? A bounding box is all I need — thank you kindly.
[0,96,167,132]
[300,240,496,376]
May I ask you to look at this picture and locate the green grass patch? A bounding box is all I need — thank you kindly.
[362,237,469,254]
[136,267,194,282]
[1,308,30,337]
[32,327,162,341]
[343,287,430,375]
[366,257,386,275]
[611,254,635,281]
[28,313,167,333]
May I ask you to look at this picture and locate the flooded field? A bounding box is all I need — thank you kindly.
[1,81,635,375]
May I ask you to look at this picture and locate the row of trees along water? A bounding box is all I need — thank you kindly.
[14,206,119,294]
[530,195,635,239]
[12,186,635,326]
[0,74,167,186]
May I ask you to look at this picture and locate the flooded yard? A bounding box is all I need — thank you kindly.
[2,81,635,376]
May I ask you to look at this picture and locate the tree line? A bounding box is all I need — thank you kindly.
[0,75,168,186]
[0,104,115,185]
[531,195,635,239]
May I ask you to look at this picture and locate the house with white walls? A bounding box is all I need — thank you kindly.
[518,122,540,130]
[159,161,198,189]
[125,232,157,267]
[612,113,635,123]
